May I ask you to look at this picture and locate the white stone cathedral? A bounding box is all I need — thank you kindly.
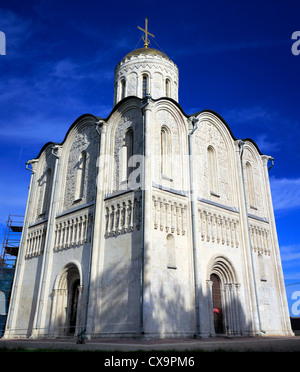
[4,27,293,339]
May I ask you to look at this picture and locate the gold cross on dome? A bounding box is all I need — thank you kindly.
[137,17,155,49]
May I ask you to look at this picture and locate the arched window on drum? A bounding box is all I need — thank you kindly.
[120,78,126,100]
[165,78,171,97]
[142,74,149,98]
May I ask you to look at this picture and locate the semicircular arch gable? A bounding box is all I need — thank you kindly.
[60,118,99,159]
[196,111,235,157]
[153,100,188,137]
[106,100,142,143]
[242,140,263,167]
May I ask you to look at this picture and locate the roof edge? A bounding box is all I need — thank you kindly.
[32,97,263,160]
[33,113,102,159]
[152,98,263,155]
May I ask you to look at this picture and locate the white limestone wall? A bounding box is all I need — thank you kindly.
[4,116,99,338]
[5,98,292,339]
[149,189,196,337]
[147,102,292,336]
[95,191,142,336]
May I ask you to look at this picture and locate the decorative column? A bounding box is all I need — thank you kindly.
[261,155,293,335]
[75,284,84,337]
[4,159,39,338]
[234,283,242,335]
[86,120,107,337]
[141,98,153,334]
[31,145,62,338]
[206,280,215,337]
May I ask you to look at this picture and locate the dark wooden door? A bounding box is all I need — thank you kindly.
[210,274,224,334]
[69,279,80,334]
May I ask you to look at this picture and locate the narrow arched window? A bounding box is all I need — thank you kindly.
[161,126,172,179]
[258,253,266,281]
[75,151,86,201]
[142,74,148,98]
[245,161,256,208]
[120,128,134,184]
[208,146,219,196]
[125,129,133,180]
[165,78,171,97]
[166,234,176,269]
[121,79,126,100]
[42,168,52,214]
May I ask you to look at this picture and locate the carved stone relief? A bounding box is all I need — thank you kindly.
[63,125,98,211]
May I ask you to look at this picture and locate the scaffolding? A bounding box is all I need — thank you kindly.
[0,215,23,336]
[0,214,23,269]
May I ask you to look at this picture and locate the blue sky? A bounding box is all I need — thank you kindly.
[1,0,300,316]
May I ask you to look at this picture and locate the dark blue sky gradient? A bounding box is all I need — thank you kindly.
[1,0,300,314]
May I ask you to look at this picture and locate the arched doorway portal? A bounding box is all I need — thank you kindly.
[207,256,242,336]
[50,263,82,337]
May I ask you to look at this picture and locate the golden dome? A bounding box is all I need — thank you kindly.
[122,48,171,61]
